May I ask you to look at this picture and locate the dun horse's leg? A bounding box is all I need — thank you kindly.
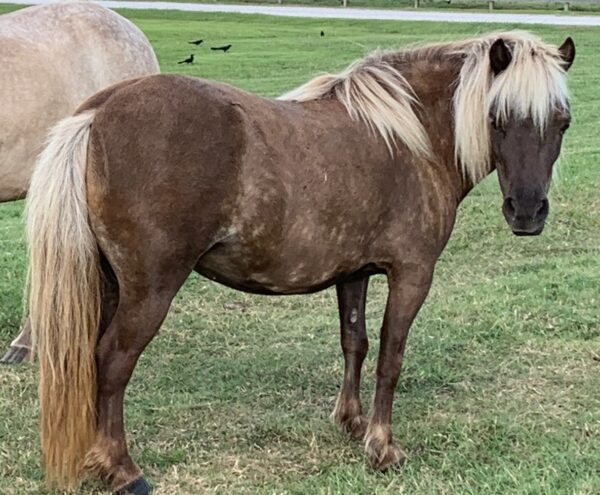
[86,276,188,494]
[332,277,369,439]
[0,318,32,364]
[364,266,433,470]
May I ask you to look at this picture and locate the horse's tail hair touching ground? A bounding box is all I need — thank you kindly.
[26,110,101,489]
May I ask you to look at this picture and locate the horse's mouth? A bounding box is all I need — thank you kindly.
[511,225,545,236]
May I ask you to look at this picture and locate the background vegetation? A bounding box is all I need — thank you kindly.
[0,5,598,494]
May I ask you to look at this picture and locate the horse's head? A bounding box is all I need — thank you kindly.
[488,37,575,236]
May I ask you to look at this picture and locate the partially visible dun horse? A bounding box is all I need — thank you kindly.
[26,31,574,494]
[0,2,159,364]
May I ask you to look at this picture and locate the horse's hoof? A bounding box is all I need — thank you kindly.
[114,476,153,495]
[340,414,369,440]
[0,346,29,365]
[368,441,407,471]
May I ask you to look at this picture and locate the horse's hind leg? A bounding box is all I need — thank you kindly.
[85,258,196,494]
[0,319,32,364]
[332,277,369,439]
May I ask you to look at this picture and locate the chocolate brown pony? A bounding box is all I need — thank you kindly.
[26,31,575,494]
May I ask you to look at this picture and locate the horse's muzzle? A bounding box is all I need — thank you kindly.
[502,196,548,236]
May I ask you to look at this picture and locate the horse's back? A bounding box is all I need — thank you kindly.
[0,2,158,90]
[84,72,373,216]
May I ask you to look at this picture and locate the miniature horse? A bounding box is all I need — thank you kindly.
[26,31,574,494]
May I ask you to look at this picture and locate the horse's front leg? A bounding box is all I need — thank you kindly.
[0,318,32,364]
[365,264,433,470]
[332,276,369,439]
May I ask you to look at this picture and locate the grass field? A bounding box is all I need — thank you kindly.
[0,5,599,494]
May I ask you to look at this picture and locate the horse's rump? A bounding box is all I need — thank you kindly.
[0,2,159,202]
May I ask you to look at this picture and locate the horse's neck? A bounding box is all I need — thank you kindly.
[393,58,470,204]
[396,55,498,204]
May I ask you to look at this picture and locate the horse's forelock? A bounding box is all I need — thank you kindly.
[488,37,569,131]
[453,31,570,183]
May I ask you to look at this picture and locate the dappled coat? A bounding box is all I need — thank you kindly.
[0,2,159,201]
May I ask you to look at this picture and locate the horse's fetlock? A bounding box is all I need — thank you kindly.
[364,423,406,470]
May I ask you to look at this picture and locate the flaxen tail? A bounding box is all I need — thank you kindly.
[26,110,101,489]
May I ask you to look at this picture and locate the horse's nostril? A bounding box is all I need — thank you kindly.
[504,197,516,217]
[535,198,549,219]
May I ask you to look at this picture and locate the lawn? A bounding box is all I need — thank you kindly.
[0,5,598,494]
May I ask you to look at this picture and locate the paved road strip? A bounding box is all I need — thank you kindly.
[6,0,600,26]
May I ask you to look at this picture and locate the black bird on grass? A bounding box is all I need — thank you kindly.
[321,30,325,37]
[211,44,232,53]
[178,54,194,64]
[188,39,204,46]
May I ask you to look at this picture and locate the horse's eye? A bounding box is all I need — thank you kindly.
[489,118,505,135]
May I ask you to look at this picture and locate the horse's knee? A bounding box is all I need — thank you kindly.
[341,336,368,360]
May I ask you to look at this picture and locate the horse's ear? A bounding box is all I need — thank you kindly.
[489,38,512,75]
[558,37,575,71]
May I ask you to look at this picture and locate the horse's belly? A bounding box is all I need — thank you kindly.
[195,241,362,295]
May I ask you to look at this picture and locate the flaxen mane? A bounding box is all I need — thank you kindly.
[280,51,432,159]
[281,31,570,183]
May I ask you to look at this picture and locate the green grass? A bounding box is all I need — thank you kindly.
[0,6,599,494]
